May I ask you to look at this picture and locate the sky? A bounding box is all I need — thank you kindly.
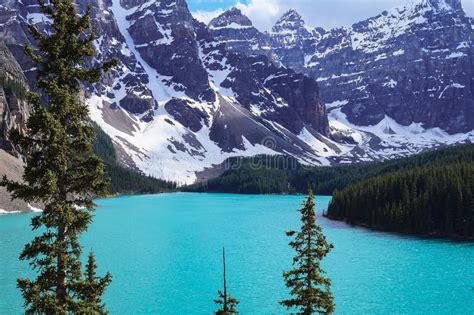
[189,0,474,31]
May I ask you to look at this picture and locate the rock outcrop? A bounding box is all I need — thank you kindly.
[0,40,29,153]
[208,7,275,60]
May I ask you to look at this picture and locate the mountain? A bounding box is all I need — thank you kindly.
[0,0,472,184]
[0,0,334,184]
[269,10,325,71]
[301,0,473,134]
[211,0,473,135]
[0,38,175,209]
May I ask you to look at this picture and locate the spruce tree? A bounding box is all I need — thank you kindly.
[76,252,112,314]
[280,191,335,314]
[214,247,239,315]
[0,0,117,313]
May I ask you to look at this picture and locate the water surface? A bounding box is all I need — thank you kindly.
[0,193,473,314]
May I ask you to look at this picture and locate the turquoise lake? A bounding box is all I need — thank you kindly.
[0,193,473,314]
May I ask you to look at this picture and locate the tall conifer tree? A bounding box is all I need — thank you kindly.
[280,191,335,314]
[1,0,117,313]
[214,247,239,315]
[76,252,112,314]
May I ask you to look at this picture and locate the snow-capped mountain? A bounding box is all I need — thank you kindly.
[0,0,472,184]
[210,0,473,135]
[303,0,473,134]
[270,10,325,71]
[208,7,275,61]
[0,0,332,183]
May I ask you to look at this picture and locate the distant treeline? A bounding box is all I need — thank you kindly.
[327,162,473,239]
[185,144,474,239]
[184,144,474,195]
[92,123,177,194]
[0,73,27,100]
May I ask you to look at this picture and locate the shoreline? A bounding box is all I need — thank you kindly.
[0,204,42,215]
[0,191,306,215]
[3,192,471,243]
[324,214,474,243]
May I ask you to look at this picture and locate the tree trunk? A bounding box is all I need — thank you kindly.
[56,181,68,311]
[223,247,227,313]
[56,221,67,310]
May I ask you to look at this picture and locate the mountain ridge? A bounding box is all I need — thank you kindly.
[209,0,473,134]
[0,0,472,184]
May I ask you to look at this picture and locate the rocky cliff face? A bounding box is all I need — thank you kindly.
[208,7,275,61]
[0,40,29,153]
[0,40,35,213]
[0,0,155,116]
[269,10,324,72]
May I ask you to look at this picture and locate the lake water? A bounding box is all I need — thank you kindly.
[0,193,473,314]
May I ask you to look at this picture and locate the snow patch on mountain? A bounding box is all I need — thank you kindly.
[89,92,281,184]
[329,108,473,155]
[109,0,175,104]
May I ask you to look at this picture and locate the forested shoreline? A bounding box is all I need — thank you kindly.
[185,144,474,195]
[327,161,473,240]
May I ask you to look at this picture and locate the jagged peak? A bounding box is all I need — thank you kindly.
[209,7,253,29]
[406,0,465,16]
[353,0,465,31]
[228,7,242,14]
[424,0,463,11]
[277,9,303,23]
[272,9,307,33]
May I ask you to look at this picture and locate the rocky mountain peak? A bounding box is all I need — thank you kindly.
[276,9,303,23]
[270,9,319,69]
[207,6,275,60]
[209,7,253,29]
[424,0,463,11]
[272,9,307,33]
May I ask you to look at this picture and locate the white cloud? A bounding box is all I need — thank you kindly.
[192,0,474,31]
[193,8,226,24]
[235,0,281,30]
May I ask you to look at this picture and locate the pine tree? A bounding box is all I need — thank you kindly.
[214,247,239,315]
[0,0,117,313]
[74,252,112,314]
[280,191,335,314]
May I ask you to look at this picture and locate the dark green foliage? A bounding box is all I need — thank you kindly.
[185,155,298,194]
[185,144,474,195]
[92,123,177,194]
[76,252,112,314]
[281,192,335,314]
[327,162,474,239]
[214,290,239,315]
[0,73,27,100]
[0,0,117,313]
[214,247,239,315]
